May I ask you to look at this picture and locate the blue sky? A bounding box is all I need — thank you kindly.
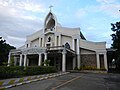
[0,0,120,48]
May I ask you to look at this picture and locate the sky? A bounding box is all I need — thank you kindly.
[0,0,120,48]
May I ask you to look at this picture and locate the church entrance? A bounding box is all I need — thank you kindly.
[47,47,76,71]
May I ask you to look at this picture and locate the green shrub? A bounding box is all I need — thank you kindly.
[80,66,106,71]
[74,67,79,70]
[80,66,97,70]
[0,66,24,79]
[25,66,57,75]
[0,66,57,79]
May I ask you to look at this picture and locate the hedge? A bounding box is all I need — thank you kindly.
[25,66,57,75]
[0,66,57,79]
[0,66,24,79]
[80,66,106,71]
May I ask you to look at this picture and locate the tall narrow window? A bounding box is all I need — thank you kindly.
[57,36,59,46]
[75,39,77,52]
[41,38,42,47]
[26,44,28,48]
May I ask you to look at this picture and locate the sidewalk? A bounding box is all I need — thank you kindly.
[0,72,69,90]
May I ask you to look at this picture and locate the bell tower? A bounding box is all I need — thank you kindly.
[44,6,57,33]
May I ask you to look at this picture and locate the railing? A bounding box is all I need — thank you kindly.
[45,28,55,33]
[47,46,64,50]
[47,46,76,54]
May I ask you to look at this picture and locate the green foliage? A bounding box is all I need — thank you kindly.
[74,67,79,70]
[80,66,106,71]
[25,66,56,75]
[42,59,51,66]
[111,21,120,69]
[0,37,16,65]
[0,66,24,79]
[0,66,57,79]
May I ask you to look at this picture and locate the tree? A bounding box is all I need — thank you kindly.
[0,37,16,65]
[111,21,120,69]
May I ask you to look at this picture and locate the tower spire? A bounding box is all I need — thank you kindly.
[49,5,53,12]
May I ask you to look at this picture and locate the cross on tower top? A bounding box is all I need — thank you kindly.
[49,5,53,12]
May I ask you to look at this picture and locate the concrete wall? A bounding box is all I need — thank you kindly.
[56,26,80,36]
[31,38,39,47]
[80,39,106,52]
[27,30,43,41]
[61,35,72,48]
[80,48,95,54]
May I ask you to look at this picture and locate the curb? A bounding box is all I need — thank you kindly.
[0,72,69,90]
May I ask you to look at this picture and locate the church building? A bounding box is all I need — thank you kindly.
[7,10,108,72]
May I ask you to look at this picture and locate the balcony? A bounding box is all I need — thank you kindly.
[44,28,54,34]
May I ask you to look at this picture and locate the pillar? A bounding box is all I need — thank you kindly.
[55,35,57,46]
[44,53,47,66]
[72,39,75,50]
[42,37,44,47]
[27,58,29,66]
[62,50,66,72]
[77,39,80,54]
[104,53,108,70]
[39,37,41,47]
[77,39,80,68]
[59,34,61,46]
[38,53,42,66]
[96,53,100,69]
[77,55,80,68]
[7,52,11,66]
[19,54,22,66]
[73,56,76,70]
[14,56,17,66]
[24,54,27,67]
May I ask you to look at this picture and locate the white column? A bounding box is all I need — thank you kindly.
[96,53,100,69]
[104,53,108,70]
[7,53,11,66]
[54,35,57,46]
[62,50,66,72]
[28,43,30,47]
[77,39,80,68]
[39,37,41,47]
[77,55,80,68]
[19,54,22,66]
[42,37,44,47]
[77,39,80,54]
[14,56,17,66]
[73,56,76,70]
[38,53,42,66]
[72,39,75,50]
[24,54,27,67]
[59,34,61,46]
[44,53,47,66]
[27,58,29,66]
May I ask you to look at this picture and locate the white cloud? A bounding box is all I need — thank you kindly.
[86,26,96,30]
[76,0,120,19]
[7,35,26,48]
[100,4,120,18]
[0,0,45,48]
[96,0,117,4]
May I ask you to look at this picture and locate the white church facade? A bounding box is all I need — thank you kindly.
[8,11,108,72]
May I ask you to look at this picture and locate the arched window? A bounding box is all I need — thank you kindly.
[65,42,70,49]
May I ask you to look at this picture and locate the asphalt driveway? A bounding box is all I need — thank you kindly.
[7,72,120,90]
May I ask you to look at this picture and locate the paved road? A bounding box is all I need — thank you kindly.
[7,73,120,90]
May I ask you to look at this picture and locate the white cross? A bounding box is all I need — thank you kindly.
[49,5,53,11]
